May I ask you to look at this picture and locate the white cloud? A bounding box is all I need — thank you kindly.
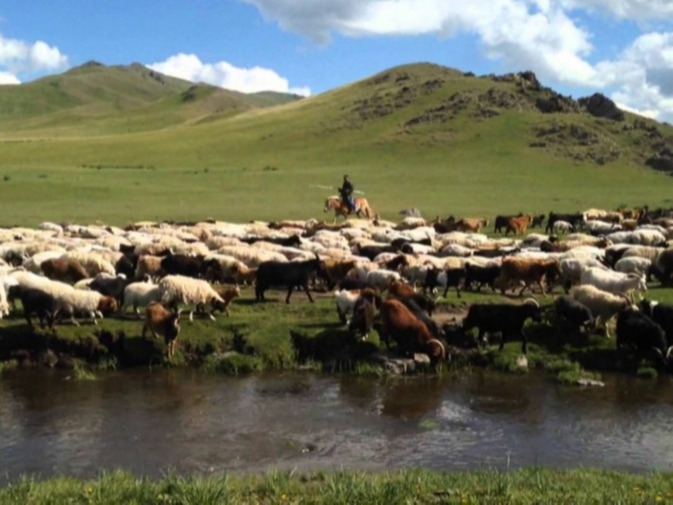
[0,34,67,74]
[0,71,19,85]
[558,0,673,21]
[246,0,597,86]
[594,32,673,122]
[147,53,310,96]
[243,0,673,121]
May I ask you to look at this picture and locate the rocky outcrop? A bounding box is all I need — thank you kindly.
[579,93,624,121]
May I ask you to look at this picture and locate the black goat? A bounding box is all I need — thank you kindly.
[554,295,593,337]
[464,263,500,292]
[639,299,673,342]
[462,299,541,353]
[255,254,328,303]
[21,287,58,330]
[616,309,671,362]
[160,252,217,279]
[545,212,584,234]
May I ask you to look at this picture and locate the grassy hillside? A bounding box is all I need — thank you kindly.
[0,62,672,226]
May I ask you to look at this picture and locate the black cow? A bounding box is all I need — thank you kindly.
[463,263,500,292]
[255,254,328,303]
[531,214,546,228]
[21,287,58,330]
[462,299,541,353]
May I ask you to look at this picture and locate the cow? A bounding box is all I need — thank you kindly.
[255,254,328,303]
[462,299,541,353]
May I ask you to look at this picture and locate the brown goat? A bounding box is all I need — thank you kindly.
[142,302,181,359]
[41,258,88,284]
[378,298,445,361]
[499,257,561,296]
[388,280,416,298]
[456,217,489,233]
[504,215,533,236]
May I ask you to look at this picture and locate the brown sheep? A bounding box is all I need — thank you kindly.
[41,258,88,284]
[134,255,164,281]
[499,257,561,296]
[142,302,181,359]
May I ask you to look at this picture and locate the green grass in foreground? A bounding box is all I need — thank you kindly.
[2,468,673,504]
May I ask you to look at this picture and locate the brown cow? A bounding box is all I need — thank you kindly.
[504,215,533,236]
[378,298,445,361]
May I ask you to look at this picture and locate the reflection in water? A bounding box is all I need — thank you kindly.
[1,369,673,481]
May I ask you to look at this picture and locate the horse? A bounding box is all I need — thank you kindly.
[323,196,373,222]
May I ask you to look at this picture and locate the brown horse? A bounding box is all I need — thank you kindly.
[324,196,373,222]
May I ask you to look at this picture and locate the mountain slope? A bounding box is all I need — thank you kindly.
[0,62,301,135]
[1,61,673,225]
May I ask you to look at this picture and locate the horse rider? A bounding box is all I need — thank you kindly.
[338,174,355,213]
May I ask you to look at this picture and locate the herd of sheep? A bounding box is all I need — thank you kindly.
[0,207,673,363]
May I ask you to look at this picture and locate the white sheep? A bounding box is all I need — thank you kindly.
[570,284,633,335]
[334,289,361,324]
[559,257,607,292]
[552,220,574,234]
[158,275,226,322]
[55,288,118,325]
[0,282,8,318]
[121,281,161,316]
[579,266,647,298]
[63,251,116,277]
[614,257,652,277]
[366,269,402,290]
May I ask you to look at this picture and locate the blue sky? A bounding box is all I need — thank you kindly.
[1,0,673,121]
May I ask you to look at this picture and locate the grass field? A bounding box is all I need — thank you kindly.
[1,62,672,226]
[2,468,673,504]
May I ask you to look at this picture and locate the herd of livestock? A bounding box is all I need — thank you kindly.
[2,206,673,366]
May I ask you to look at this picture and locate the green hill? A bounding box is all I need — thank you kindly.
[0,61,672,225]
[0,61,301,136]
